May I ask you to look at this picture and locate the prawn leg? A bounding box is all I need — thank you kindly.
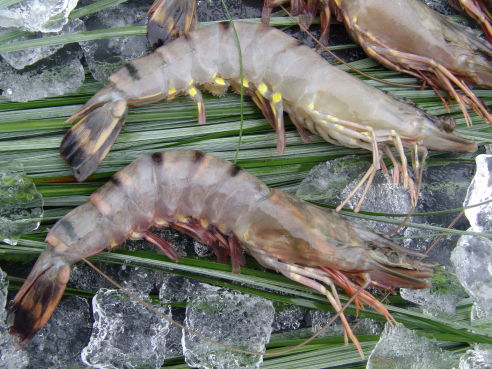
[142,230,180,262]
[254,83,286,153]
[187,85,206,125]
[171,218,244,273]
[451,0,492,42]
[255,255,364,357]
[308,110,418,211]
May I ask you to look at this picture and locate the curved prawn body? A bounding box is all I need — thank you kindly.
[331,0,492,126]
[61,21,476,211]
[449,0,492,43]
[10,150,433,356]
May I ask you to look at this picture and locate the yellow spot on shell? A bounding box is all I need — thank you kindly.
[168,88,177,95]
[352,16,357,23]
[188,79,195,86]
[272,92,282,103]
[215,77,226,86]
[308,102,315,110]
[241,78,249,87]
[335,124,344,131]
[110,238,119,247]
[130,231,144,240]
[197,103,202,113]
[218,224,227,233]
[177,214,188,223]
[243,231,250,241]
[258,83,268,95]
[155,218,168,226]
[200,218,209,228]
[188,87,197,97]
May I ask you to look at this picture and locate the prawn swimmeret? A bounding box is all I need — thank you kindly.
[9,151,433,356]
[61,21,477,211]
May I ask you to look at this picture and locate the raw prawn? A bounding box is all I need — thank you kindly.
[61,21,477,211]
[9,150,433,355]
[330,0,492,126]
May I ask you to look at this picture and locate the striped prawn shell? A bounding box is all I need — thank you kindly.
[62,21,476,182]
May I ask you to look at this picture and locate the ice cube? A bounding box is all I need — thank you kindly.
[1,19,84,70]
[451,233,492,316]
[464,155,492,233]
[79,2,150,81]
[81,289,169,369]
[25,296,91,369]
[0,0,79,33]
[0,161,43,245]
[0,47,84,102]
[367,323,458,368]
[0,267,29,369]
[183,284,274,369]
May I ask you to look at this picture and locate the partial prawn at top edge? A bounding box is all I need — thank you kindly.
[61,20,477,212]
[328,0,492,127]
[262,0,492,127]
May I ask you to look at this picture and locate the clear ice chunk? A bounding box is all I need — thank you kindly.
[403,227,460,267]
[341,172,413,235]
[464,155,492,233]
[0,47,84,102]
[418,162,475,227]
[400,270,467,318]
[183,284,274,369]
[297,156,412,234]
[159,274,196,304]
[79,2,150,81]
[451,233,492,315]
[1,19,85,70]
[0,267,30,369]
[458,345,492,369]
[25,296,91,369]
[81,289,170,369]
[0,0,79,33]
[0,267,7,322]
[0,161,43,245]
[159,275,198,357]
[367,323,458,369]
[471,303,492,335]
[296,156,371,204]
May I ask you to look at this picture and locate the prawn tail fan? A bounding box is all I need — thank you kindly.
[8,254,71,345]
[61,95,128,182]
[147,0,198,48]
